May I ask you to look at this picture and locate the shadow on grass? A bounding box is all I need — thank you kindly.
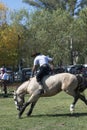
[0,93,13,98]
[29,112,87,118]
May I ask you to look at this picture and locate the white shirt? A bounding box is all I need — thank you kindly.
[0,73,3,80]
[34,54,53,67]
[1,73,9,80]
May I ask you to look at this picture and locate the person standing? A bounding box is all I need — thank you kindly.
[0,68,9,96]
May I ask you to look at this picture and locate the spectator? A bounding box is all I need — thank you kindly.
[0,67,9,96]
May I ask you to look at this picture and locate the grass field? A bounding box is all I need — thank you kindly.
[0,86,87,130]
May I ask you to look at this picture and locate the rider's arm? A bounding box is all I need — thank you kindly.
[32,65,37,77]
[48,57,54,70]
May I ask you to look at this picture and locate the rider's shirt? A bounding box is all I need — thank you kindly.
[34,54,53,67]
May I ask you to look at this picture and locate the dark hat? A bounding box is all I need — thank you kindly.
[0,68,5,73]
[31,52,41,57]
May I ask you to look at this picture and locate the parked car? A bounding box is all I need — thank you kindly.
[82,64,87,77]
[22,68,32,82]
[6,70,14,83]
[64,65,73,73]
[14,72,22,82]
[54,66,65,74]
[69,64,85,74]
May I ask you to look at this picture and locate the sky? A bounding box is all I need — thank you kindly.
[0,0,31,11]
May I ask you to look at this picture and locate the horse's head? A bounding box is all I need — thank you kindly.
[13,91,25,111]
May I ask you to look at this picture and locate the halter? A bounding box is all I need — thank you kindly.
[14,93,24,111]
[14,92,19,110]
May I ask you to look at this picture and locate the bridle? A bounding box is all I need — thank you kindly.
[14,92,20,110]
[14,92,24,111]
[13,80,30,111]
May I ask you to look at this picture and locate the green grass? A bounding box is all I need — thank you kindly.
[0,87,87,130]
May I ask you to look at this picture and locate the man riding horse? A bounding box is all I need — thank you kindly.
[31,52,54,93]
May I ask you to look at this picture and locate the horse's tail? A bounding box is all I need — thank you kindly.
[76,74,87,92]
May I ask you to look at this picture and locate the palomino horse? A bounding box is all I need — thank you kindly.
[14,73,87,118]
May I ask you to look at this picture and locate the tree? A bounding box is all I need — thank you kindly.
[0,6,29,67]
[24,8,73,65]
[65,6,87,64]
[10,9,31,67]
[22,0,87,15]
[77,7,87,60]
[0,24,20,66]
[22,0,67,10]
[0,2,8,25]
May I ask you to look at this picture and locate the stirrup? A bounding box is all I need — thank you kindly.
[39,89,44,94]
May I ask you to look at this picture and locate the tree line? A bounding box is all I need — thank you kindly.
[0,0,87,69]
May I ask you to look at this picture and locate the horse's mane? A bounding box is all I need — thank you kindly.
[16,80,30,94]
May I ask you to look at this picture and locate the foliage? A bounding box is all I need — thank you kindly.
[23,0,87,15]
[78,8,87,56]
[0,6,29,67]
[0,2,8,25]
[0,1,87,67]
[22,0,66,10]
[21,0,87,65]
[0,24,17,65]
[25,9,73,65]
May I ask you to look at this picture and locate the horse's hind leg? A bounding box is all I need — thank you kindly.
[79,93,87,105]
[70,92,87,114]
[70,94,79,114]
[65,87,79,114]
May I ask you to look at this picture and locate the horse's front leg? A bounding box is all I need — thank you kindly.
[26,102,37,116]
[19,89,42,118]
[18,101,30,118]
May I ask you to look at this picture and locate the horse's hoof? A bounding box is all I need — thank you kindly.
[70,104,74,114]
[26,114,29,117]
[18,114,22,119]
[18,115,22,119]
[70,110,74,114]
[26,112,31,117]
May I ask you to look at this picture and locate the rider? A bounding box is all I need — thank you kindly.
[31,52,54,93]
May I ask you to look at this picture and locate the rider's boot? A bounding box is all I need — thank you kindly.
[38,82,44,94]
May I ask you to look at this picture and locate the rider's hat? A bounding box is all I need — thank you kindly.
[0,67,5,73]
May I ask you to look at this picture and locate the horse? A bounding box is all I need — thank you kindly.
[13,73,87,118]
